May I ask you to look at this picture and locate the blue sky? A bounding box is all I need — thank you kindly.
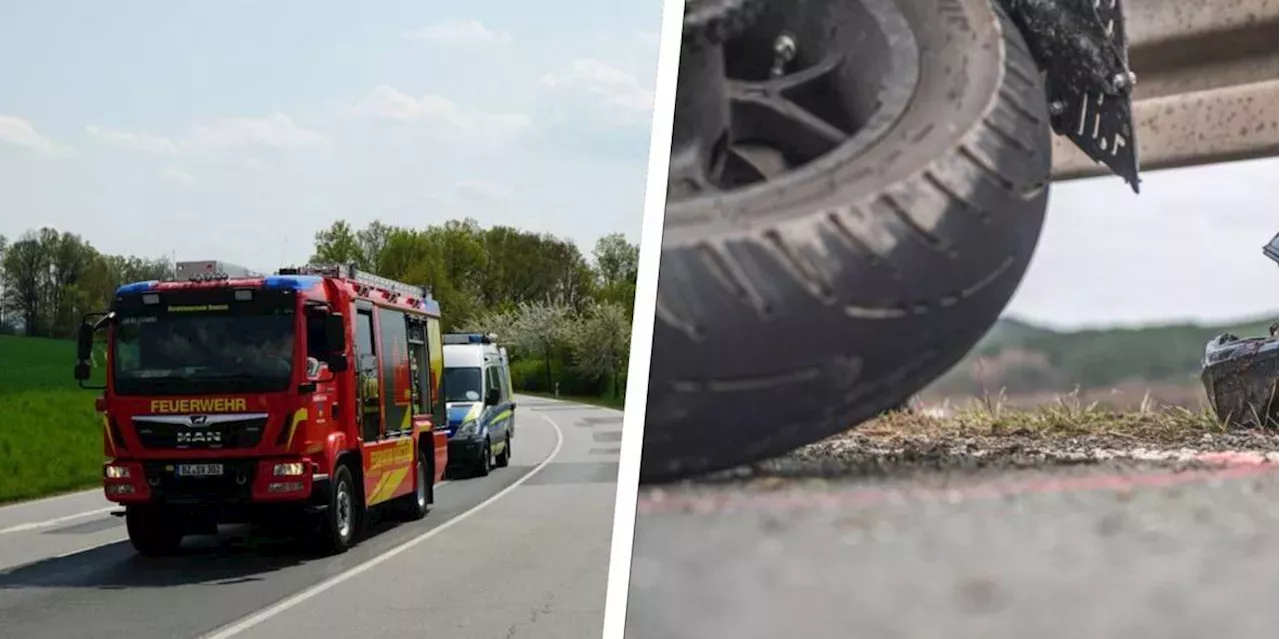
[1004,158,1278,330]
[0,0,662,269]
[0,1,1273,330]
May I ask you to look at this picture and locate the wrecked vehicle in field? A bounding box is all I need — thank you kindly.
[1200,234,1279,429]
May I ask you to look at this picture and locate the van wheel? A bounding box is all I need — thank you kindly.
[475,438,493,477]
[643,0,1051,482]
[315,465,358,554]
[495,435,511,468]
[126,506,184,557]
[390,450,432,521]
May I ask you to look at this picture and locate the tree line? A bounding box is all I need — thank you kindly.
[0,219,638,399]
[925,316,1277,397]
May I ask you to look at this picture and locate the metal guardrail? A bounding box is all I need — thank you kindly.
[1051,0,1279,179]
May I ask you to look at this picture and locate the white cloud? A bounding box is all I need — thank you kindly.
[348,85,533,141]
[184,113,330,153]
[160,167,196,186]
[86,125,178,155]
[404,20,511,45]
[86,113,329,157]
[0,115,58,155]
[539,58,654,124]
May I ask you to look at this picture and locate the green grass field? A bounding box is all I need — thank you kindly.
[0,335,105,504]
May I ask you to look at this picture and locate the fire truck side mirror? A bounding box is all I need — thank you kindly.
[325,313,347,352]
[76,323,94,362]
[73,362,91,382]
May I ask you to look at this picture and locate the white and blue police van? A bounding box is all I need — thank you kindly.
[442,333,515,477]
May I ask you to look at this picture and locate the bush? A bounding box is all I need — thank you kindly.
[510,355,610,397]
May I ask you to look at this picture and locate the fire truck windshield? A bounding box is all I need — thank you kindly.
[443,367,483,403]
[113,312,296,396]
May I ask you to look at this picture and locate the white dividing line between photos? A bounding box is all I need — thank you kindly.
[200,415,565,639]
[600,0,685,637]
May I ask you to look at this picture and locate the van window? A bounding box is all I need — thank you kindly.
[498,365,511,402]
[485,366,500,401]
[445,367,483,403]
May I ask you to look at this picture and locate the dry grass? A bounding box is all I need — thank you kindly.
[843,389,1270,450]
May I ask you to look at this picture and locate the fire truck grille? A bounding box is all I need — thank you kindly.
[132,416,269,450]
[141,460,257,503]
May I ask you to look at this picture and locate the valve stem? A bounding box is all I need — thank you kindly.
[771,32,797,77]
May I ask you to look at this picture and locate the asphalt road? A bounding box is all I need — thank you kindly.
[624,460,1279,639]
[0,394,623,639]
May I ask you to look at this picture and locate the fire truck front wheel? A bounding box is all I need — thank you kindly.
[125,506,185,557]
[315,464,358,555]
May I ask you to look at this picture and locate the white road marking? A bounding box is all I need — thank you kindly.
[53,540,121,559]
[0,507,116,535]
[0,476,453,538]
[0,488,101,516]
[201,415,566,639]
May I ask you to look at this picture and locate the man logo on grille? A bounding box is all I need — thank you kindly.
[189,415,209,426]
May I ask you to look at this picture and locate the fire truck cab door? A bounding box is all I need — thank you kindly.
[357,303,418,507]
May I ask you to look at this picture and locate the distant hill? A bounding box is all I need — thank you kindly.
[923,313,1278,404]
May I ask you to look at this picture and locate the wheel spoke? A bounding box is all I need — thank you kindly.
[744,53,844,97]
[729,88,847,162]
[724,143,788,184]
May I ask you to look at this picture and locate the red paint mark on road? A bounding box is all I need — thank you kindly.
[638,459,1278,515]
[1192,451,1278,465]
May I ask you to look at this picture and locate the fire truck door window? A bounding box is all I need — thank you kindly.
[406,317,430,417]
[304,311,328,378]
[355,309,382,443]
[426,317,446,430]
[305,312,328,360]
[377,307,410,437]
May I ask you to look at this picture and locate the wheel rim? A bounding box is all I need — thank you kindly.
[669,0,916,206]
[335,480,352,539]
[415,459,427,508]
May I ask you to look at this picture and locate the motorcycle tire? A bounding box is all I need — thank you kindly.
[642,0,1052,482]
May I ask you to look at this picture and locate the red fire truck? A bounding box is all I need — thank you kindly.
[74,260,450,556]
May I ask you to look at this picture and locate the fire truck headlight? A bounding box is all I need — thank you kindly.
[104,465,131,479]
[272,462,306,477]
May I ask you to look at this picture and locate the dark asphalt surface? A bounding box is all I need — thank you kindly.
[623,460,1279,639]
[0,395,622,639]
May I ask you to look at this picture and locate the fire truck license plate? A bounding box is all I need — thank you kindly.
[175,463,223,477]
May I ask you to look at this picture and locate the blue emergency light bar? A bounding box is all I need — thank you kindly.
[443,333,496,345]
